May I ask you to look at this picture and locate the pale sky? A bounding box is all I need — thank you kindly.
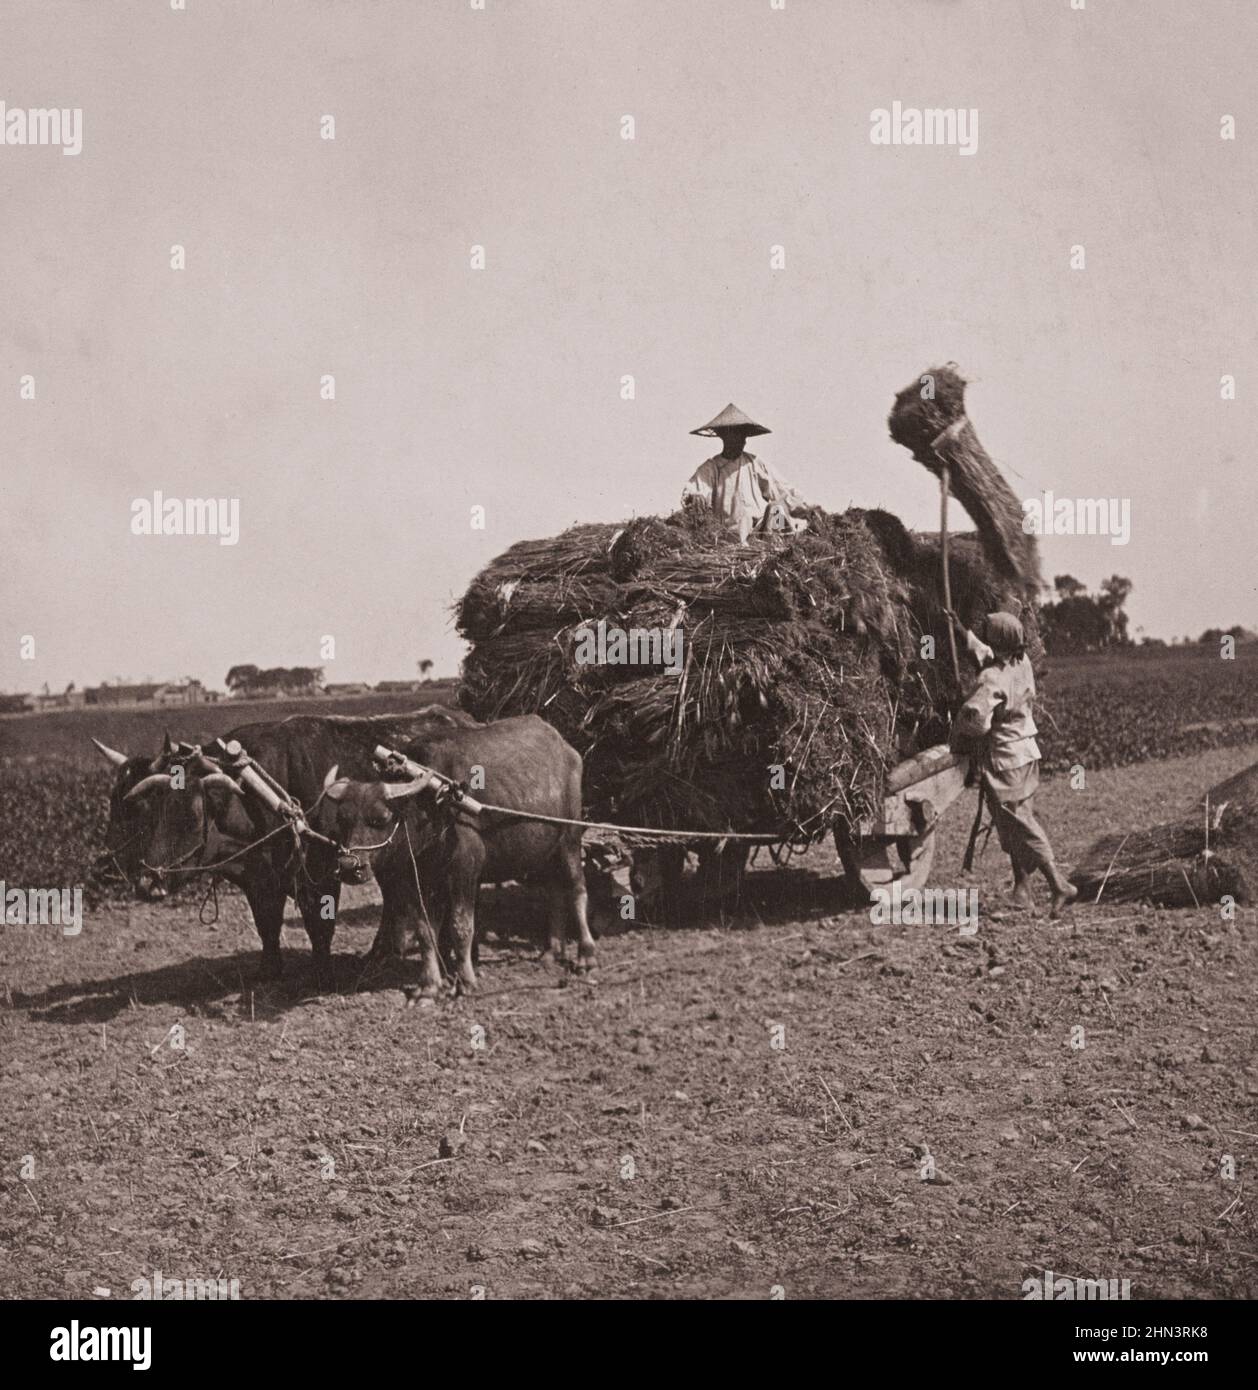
[2,0,1255,694]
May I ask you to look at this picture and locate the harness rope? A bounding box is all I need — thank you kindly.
[143,818,296,877]
[372,749,826,850]
[136,742,855,898]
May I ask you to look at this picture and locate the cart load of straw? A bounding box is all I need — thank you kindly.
[1071,762,1258,907]
[456,369,1040,837]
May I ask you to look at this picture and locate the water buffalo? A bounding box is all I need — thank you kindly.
[92,707,478,977]
[312,714,595,996]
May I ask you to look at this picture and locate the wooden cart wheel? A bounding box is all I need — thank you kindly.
[853,828,938,893]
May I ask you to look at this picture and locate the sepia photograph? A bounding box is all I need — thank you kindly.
[0,0,1254,1349]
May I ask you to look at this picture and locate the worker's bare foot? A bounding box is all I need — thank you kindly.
[1010,881,1034,911]
[1049,882,1078,919]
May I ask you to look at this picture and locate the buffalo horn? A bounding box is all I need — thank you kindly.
[124,773,174,802]
[91,738,128,768]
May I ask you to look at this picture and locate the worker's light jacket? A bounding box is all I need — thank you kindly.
[953,654,1041,771]
[681,452,806,538]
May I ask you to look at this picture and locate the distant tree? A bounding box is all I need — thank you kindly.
[225,664,322,696]
[1098,575,1133,647]
[418,659,434,678]
[1199,624,1257,645]
[226,664,260,694]
[1040,574,1134,655]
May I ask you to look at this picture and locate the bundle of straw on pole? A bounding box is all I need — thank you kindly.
[888,364,1041,593]
[1071,762,1258,907]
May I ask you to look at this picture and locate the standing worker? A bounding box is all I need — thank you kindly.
[947,610,1077,917]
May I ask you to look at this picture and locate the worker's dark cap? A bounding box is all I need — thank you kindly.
[983,612,1025,656]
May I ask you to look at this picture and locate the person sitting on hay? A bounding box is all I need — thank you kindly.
[682,403,811,542]
[947,610,1078,918]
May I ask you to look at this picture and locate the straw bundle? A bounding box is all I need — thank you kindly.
[888,364,1041,592]
[1072,762,1258,907]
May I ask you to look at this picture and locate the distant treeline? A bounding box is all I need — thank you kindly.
[1039,574,1254,656]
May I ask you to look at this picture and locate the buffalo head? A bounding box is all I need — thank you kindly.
[92,733,245,899]
[312,765,436,885]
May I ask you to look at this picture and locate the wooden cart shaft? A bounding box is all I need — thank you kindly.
[860,744,970,840]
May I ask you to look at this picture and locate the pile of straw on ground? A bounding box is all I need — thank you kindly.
[1072,762,1258,907]
[457,366,1039,837]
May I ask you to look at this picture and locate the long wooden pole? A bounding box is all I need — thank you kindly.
[939,463,960,685]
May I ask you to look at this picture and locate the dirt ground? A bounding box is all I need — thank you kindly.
[2,744,1256,1300]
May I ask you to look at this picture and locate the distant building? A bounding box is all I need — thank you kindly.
[375,680,424,694]
[324,682,373,697]
[32,690,86,712]
[154,681,211,707]
[0,693,34,715]
[86,681,209,709]
[230,684,320,700]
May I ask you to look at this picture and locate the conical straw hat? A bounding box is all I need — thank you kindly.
[690,403,771,438]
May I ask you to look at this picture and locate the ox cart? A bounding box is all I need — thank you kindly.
[613,743,973,920]
[365,737,973,919]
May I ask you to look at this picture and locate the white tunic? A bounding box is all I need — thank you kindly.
[681,453,808,540]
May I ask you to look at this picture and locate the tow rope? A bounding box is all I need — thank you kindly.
[371,745,817,851]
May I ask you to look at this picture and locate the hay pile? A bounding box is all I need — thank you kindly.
[1072,763,1258,907]
[458,509,1036,835]
[456,367,1039,836]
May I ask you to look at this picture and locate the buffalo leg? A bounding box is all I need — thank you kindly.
[441,870,478,995]
[376,873,444,999]
[544,882,566,962]
[447,887,479,994]
[403,900,445,1000]
[369,891,408,960]
[297,881,336,968]
[562,836,596,970]
[543,872,566,963]
[243,878,287,979]
[443,833,484,995]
